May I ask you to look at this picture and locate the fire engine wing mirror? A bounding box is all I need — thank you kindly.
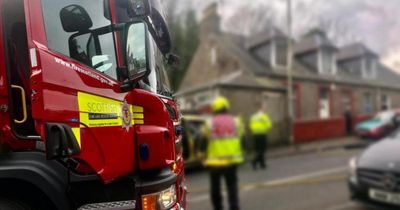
[125,22,149,84]
[166,53,180,69]
[60,5,93,33]
[105,0,151,21]
[129,0,151,17]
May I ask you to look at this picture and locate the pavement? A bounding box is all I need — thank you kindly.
[186,136,372,210]
[267,136,369,159]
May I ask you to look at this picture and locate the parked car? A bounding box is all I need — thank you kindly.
[355,110,400,139]
[348,129,400,209]
[181,115,208,168]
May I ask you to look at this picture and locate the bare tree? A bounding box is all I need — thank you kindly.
[316,18,361,46]
[223,5,277,36]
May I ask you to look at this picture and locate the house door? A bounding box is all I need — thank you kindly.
[262,92,286,144]
[319,89,331,119]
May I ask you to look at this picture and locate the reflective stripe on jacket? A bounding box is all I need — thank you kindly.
[250,111,272,135]
[203,114,244,167]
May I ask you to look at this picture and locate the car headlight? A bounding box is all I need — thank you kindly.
[348,157,358,184]
[142,185,177,210]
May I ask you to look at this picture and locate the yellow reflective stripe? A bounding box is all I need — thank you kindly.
[205,159,231,167]
[132,113,144,119]
[71,127,81,148]
[134,119,144,124]
[132,105,144,124]
[132,106,143,112]
[205,155,244,167]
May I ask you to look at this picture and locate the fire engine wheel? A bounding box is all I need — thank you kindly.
[0,198,32,210]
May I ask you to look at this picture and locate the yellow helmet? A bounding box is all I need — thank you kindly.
[212,96,230,112]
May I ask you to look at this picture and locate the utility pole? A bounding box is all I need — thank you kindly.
[286,0,294,145]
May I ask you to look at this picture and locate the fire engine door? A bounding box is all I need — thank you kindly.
[2,0,38,138]
[26,0,138,181]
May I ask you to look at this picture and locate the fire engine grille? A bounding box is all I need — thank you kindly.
[77,200,136,210]
[358,169,400,191]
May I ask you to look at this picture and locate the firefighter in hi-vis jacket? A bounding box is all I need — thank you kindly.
[250,105,272,170]
[201,96,244,210]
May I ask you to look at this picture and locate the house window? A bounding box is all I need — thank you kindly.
[275,40,287,67]
[363,58,377,79]
[341,90,353,114]
[319,88,331,119]
[362,92,373,114]
[319,50,336,75]
[380,94,391,110]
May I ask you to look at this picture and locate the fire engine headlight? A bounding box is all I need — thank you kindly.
[158,185,177,209]
[142,185,177,210]
[348,157,358,185]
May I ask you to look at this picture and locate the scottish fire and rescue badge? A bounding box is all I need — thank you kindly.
[121,101,132,131]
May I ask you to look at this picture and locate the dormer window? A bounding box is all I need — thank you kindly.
[337,43,379,79]
[362,57,377,79]
[246,28,287,69]
[318,49,336,75]
[271,39,288,68]
[295,29,337,75]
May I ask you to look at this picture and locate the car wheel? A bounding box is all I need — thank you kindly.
[0,198,32,210]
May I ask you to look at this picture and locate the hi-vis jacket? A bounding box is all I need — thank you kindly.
[249,111,272,135]
[202,114,244,167]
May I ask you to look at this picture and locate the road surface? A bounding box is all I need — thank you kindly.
[186,146,371,210]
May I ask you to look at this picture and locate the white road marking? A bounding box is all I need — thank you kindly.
[261,166,347,186]
[188,194,210,203]
[188,166,348,203]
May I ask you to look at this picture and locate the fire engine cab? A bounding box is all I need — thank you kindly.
[0,0,186,209]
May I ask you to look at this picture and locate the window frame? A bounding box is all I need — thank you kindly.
[340,89,354,114]
[318,86,332,119]
[271,39,288,69]
[318,49,337,75]
[362,57,377,79]
[362,92,373,114]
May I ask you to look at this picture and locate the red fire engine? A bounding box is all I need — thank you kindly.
[0,0,186,209]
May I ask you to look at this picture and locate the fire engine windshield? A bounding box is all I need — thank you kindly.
[142,33,172,97]
[41,0,118,80]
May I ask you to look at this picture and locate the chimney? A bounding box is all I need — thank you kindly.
[200,3,221,39]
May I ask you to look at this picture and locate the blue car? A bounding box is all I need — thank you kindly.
[356,110,399,139]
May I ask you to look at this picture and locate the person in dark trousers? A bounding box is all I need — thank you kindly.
[344,105,353,135]
[249,105,272,170]
[200,96,244,210]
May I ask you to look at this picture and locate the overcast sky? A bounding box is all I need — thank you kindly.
[171,0,400,72]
